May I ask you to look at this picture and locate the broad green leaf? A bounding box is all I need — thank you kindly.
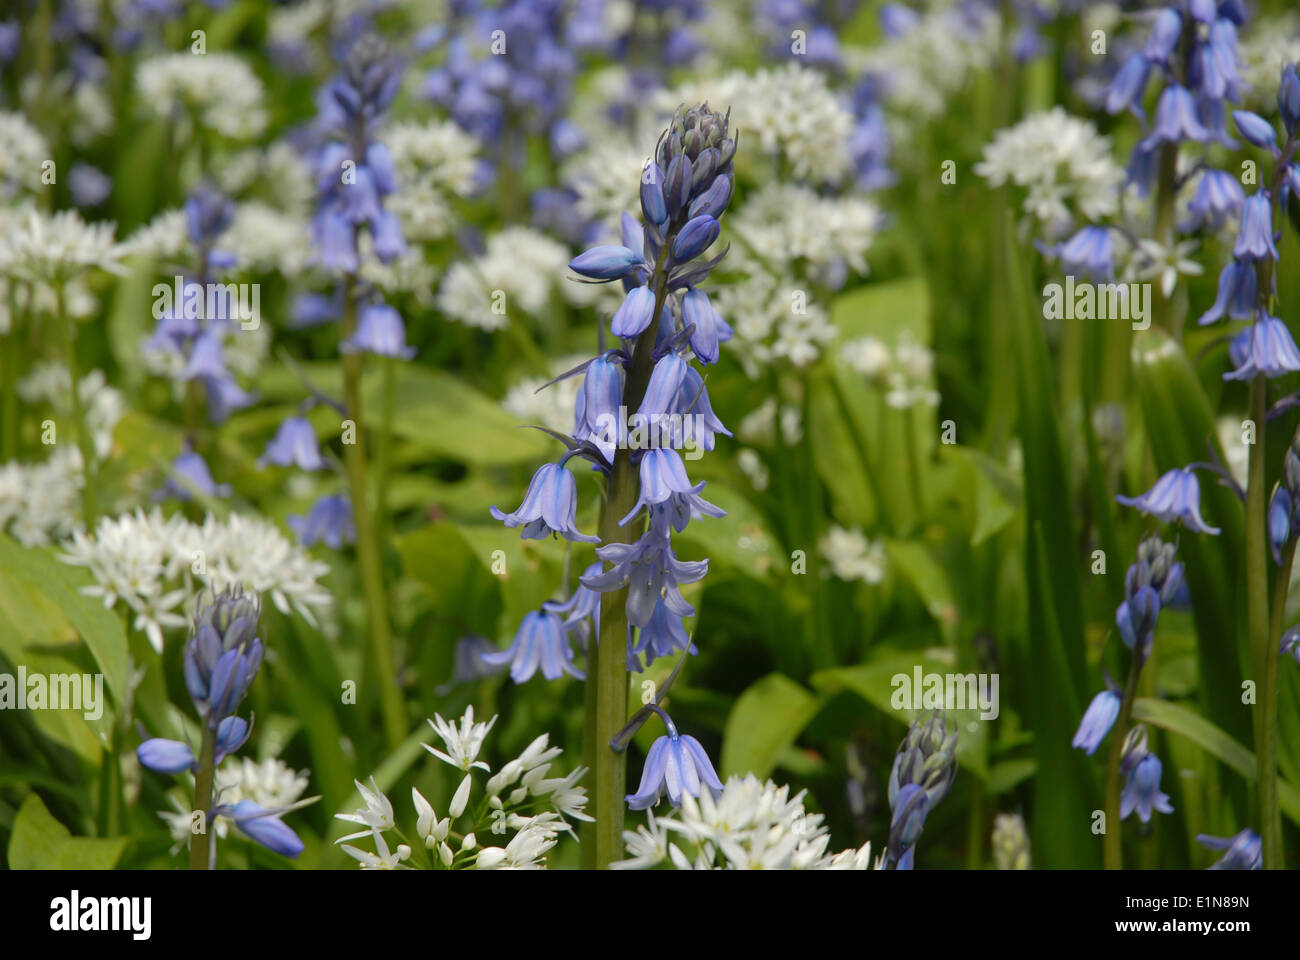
[7,794,128,869]
[1132,697,1300,825]
[721,673,823,780]
[0,537,128,706]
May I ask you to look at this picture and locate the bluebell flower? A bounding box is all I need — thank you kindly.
[579,353,625,443]
[436,634,510,694]
[1055,226,1114,281]
[671,366,731,452]
[611,285,658,338]
[258,416,326,471]
[543,562,603,648]
[1106,54,1151,116]
[1223,314,1300,381]
[1197,259,1256,325]
[480,610,584,683]
[490,461,599,543]
[582,519,708,628]
[1116,467,1220,535]
[341,302,416,359]
[1143,8,1183,64]
[1183,169,1245,232]
[1280,624,1300,667]
[1142,85,1209,149]
[186,184,235,251]
[681,287,724,364]
[182,331,228,382]
[570,245,644,281]
[1125,534,1185,606]
[630,597,697,670]
[183,588,264,728]
[886,712,957,869]
[1072,689,1121,755]
[1194,20,1243,101]
[1279,63,1300,134]
[138,716,250,774]
[216,800,306,859]
[1234,192,1279,262]
[0,21,19,62]
[158,447,231,502]
[638,353,689,418]
[620,449,702,525]
[1187,0,1216,24]
[1121,754,1174,822]
[625,719,723,810]
[1197,829,1261,869]
[1269,484,1292,565]
[289,494,356,548]
[1117,586,1161,663]
[291,290,343,329]
[69,164,111,208]
[1234,110,1278,150]
[671,215,720,261]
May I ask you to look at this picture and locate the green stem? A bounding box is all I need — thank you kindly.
[588,245,671,869]
[189,726,218,870]
[1103,651,1143,870]
[1261,516,1294,868]
[376,356,395,542]
[60,285,96,527]
[340,276,404,749]
[1244,376,1275,866]
[2,292,19,461]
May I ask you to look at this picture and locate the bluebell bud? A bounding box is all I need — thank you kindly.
[1279,64,1300,134]
[1233,111,1278,150]
[672,215,720,261]
[570,245,643,280]
[641,163,668,225]
[184,586,264,728]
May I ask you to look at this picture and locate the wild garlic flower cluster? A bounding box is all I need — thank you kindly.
[335,709,589,870]
[614,774,876,870]
[60,508,332,652]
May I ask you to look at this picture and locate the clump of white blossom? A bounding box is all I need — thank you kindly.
[614,774,877,870]
[335,708,589,869]
[842,332,940,409]
[386,120,481,242]
[818,525,887,585]
[501,355,586,435]
[0,368,126,547]
[974,107,1124,241]
[135,53,269,141]
[159,757,313,852]
[437,227,580,331]
[60,508,332,652]
[0,111,50,200]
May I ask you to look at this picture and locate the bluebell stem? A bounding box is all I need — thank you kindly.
[624,707,723,811]
[495,102,738,867]
[1087,536,1182,866]
[303,33,406,746]
[136,587,304,867]
[1197,829,1262,869]
[885,711,957,869]
[1116,467,1220,534]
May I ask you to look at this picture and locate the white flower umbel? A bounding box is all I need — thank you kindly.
[501,354,585,435]
[975,107,1124,240]
[817,526,887,585]
[436,227,570,331]
[337,711,586,869]
[386,120,481,242]
[0,208,126,284]
[59,507,332,652]
[614,774,876,870]
[0,111,50,200]
[136,53,268,141]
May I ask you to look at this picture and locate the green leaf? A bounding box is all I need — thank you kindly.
[7,795,128,869]
[1132,697,1300,825]
[884,540,958,639]
[721,673,823,780]
[0,537,128,706]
